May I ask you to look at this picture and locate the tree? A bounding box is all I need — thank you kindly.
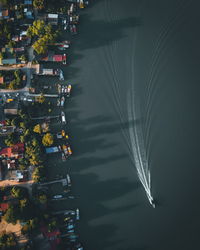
[3,205,18,224]
[19,121,28,129]
[27,20,46,38]
[33,0,45,10]
[48,218,58,232]
[7,40,15,48]
[42,133,54,146]
[19,198,33,221]
[29,153,42,166]
[33,124,41,134]
[8,80,18,90]
[36,94,45,103]
[18,158,28,170]
[32,138,39,147]
[0,232,17,249]
[0,0,8,6]
[11,186,27,199]
[19,54,27,63]
[32,166,45,183]
[11,117,20,127]
[4,132,18,146]
[22,218,39,236]
[38,194,47,204]
[27,20,57,54]
[32,38,48,54]
[19,198,28,210]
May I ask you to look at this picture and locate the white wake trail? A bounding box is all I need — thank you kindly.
[127,91,155,207]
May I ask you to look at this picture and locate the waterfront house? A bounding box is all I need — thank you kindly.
[41,225,61,250]
[35,64,60,76]
[47,14,59,25]
[7,170,28,182]
[40,51,67,64]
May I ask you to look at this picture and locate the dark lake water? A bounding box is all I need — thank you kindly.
[61,0,200,249]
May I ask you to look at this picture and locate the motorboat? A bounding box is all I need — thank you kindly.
[76,208,80,220]
[53,194,63,199]
[66,84,72,97]
[62,152,66,161]
[66,174,71,186]
[61,111,66,124]
[60,96,65,106]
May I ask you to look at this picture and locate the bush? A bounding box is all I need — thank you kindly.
[3,205,19,225]
[33,0,45,10]
[33,124,41,134]
[42,133,54,146]
[32,166,45,183]
[0,232,17,249]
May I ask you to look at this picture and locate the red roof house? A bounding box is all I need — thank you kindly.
[0,203,9,212]
[0,143,24,159]
[53,55,63,62]
[41,225,61,250]
[0,76,4,84]
[40,51,66,64]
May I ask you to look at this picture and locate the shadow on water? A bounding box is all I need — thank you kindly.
[71,173,142,250]
[47,1,146,248]
[59,8,141,79]
[48,113,144,249]
[60,110,143,169]
[75,13,141,51]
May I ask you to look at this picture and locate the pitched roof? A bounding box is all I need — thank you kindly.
[0,58,17,65]
[0,203,9,211]
[0,143,24,158]
[0,76,4,84]
[53,55,63,62]
[4,99,19,115]
[0,9,9,19]
[2,9,9,17]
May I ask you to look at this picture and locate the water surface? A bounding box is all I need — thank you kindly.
[62,1,200,249]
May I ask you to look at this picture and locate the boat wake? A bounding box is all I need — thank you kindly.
[127,92,154,208]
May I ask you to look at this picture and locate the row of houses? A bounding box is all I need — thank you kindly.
[0,0,34,65]
[0,142,27,182]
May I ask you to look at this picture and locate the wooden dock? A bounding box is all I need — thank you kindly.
[39,178,68,186]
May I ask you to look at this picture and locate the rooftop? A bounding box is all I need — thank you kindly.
[0,143,25,159]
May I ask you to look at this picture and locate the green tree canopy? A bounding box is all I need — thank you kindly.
[42,133,54,146]
[4,132,18,146]
[3,205,19,224]
[33,0,45,10]
[11,186,27,199]
[32,166,45,183]
[0,232,17,249]
[36,94,45,103]
[33,124,41,134]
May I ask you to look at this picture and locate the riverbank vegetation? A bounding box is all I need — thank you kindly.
[27,20,59,55]
[0,70,26,90]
